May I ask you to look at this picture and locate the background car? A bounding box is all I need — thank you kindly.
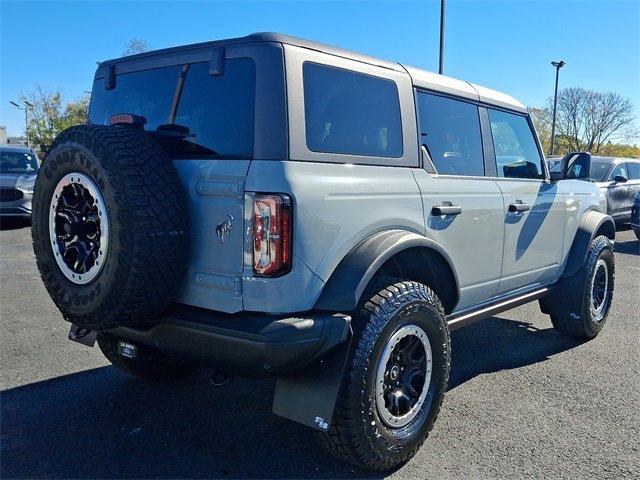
[0,145,40,218]
[631,191,640,240]
[551,156,640,225]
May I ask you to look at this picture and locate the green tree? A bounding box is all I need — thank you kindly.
[20,86,89,149]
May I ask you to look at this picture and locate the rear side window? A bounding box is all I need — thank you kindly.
[626,163,640,180]
[303,62,402,158]
[488,109,543,179]
[89,58,255,158]
[416,92,484,176]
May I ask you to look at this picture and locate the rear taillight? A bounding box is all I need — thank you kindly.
[252,194,292,277]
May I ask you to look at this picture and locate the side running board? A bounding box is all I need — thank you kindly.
[446,287,549,331]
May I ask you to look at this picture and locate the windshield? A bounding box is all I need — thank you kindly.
[0,150,39,174]
[588,160,612,181]
[89,58,256,158]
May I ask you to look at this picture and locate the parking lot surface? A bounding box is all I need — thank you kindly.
[1,219,638,479]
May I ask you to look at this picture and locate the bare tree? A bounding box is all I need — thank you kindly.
[122,38,150,56]
[545,87,637,154]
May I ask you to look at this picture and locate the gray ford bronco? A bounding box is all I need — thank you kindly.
[32,33,616,471]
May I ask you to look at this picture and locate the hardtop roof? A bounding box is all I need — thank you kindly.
[99,32,527,113]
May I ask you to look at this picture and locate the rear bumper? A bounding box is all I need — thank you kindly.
[108,305,351,378]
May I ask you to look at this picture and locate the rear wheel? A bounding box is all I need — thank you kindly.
[97,333,197,382]
[318,280,450,471]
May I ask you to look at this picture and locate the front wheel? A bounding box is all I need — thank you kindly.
[542,235,615,339]
[318,280,451,471]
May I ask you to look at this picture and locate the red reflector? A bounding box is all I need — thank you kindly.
[252,194,292,277]
[109,113,147,126]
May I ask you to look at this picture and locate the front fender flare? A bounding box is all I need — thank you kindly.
[561,210,615,278]
[314,229,459,311]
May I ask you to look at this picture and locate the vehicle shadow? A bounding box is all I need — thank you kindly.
[1,317,583,479]
[0,217,31,231]
[448,316,583,390]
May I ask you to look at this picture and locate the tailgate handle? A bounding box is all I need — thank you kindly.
[431,205,462,216]
[508,201,531,213]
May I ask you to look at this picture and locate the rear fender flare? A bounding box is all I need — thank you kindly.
[314,229,459,311]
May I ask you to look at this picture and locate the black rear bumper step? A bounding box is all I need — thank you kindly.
[108,305,351,378]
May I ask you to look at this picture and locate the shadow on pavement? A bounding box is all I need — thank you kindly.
[0,217,31,231]
[1,317,583,479]
[449,317,583,390]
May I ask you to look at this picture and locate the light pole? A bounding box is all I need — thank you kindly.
[550,60,565,156]
[439,0,446,74]
[9,100,34,148]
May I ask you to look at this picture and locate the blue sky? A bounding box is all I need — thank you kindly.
[1,0,639,139]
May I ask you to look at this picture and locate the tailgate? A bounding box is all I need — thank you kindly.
[174,159,250,313]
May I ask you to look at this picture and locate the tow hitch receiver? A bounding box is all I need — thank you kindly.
[68,324,97,347]
[117,340,138,359]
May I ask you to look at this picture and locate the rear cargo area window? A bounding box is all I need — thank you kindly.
[89,58,255,158]
[303,62,402,158]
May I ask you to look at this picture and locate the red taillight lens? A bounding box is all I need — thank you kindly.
[252,194,292,277]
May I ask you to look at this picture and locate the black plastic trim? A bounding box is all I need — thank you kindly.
[107,305,351,378]
[314,229,460,311]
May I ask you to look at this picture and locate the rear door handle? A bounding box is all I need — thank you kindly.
[508,202,531,213]
[431,205,463,216]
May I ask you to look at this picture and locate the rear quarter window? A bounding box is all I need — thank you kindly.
[303,62,402,158]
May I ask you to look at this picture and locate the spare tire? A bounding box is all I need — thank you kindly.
[32,124,188,330]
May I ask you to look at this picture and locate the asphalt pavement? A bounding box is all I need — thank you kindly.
[1,218,638,479]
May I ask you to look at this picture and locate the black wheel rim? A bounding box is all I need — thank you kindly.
[375,324,432,428]
[49,173,108,284]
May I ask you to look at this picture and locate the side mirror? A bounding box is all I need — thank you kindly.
[551,151,591,181]
[613,175,628,183]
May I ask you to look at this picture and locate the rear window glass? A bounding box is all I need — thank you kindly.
[303,62,402,158]
[89,58,256,158]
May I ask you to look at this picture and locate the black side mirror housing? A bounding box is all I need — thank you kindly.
[551,151,591,181]
[613,175,628,183]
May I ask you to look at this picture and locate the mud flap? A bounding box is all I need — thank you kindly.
[272,329,352,431]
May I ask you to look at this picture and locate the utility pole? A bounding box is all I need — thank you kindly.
[550,60,566,156]
[9,100,34,148]
[439,0,446,74]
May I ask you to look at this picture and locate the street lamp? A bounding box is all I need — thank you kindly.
[9,100,34,148]
[550,60,566,156]
[439,0,446,74]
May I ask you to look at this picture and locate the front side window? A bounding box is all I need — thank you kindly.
[303,62,402,158]
[610,163,629,180]
[488,109,543,179]
[89,58,256,158]
[416,92,484,176]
